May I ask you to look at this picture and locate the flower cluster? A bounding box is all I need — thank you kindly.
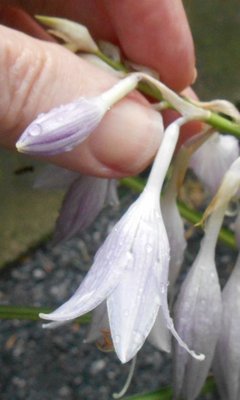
[15,18,240,399]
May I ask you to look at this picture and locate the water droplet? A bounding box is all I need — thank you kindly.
[29,124,42,137]
[65,146,74,152]
[210,272,215,279]
[146,244,153,254]
[115,335,120,344]
[133,330,144,345]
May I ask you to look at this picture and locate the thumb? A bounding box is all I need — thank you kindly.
[0,24,163,177]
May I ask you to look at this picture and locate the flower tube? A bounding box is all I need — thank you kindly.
[213,211,240,400]
[173,156,240,400]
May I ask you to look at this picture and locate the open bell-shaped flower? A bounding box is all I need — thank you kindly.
[40,118,204,363]
[85,301,171,354]
[16,74,140,156]
[213,211,240,400]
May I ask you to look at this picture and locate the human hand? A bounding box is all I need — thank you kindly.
[0,0,199,177]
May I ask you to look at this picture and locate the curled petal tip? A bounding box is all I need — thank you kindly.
[39,312,50,320]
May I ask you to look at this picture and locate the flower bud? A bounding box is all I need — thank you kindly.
[36,15,99,53]
[173,205,223,400]
[213,211,240,400]
[16,74,140,156]
[16,97,107,155]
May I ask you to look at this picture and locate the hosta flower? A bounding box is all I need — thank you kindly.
[213,212,240,400]
[34,164,79,189]
[16,74,140,156]
[189,132,239,195]
[173,213,222,400]
[16,70,211,157]
[162,128,213,297]
[86,301,171,354]
[53,176,118,244]
[34,164,118,244]
[173,156,240,400]
[40,118,204,363]
[161,168,186,294]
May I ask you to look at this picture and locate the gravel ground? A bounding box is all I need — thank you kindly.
[0,193,230,400]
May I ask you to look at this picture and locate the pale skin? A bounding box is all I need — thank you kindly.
[0,0,200,177]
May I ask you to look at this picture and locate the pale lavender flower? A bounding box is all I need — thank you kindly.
[173,210,222,400]
[213,211,240,400]
[189,133,239,195]
[16,74,140,156]
[40,118,204,363]
[34,164,118,244]
[173,157,240,400]
[161,176,186,294]
[34,164,79,189]
[53,176,118,244]
[161,128,212,297]
[86,301,171,354]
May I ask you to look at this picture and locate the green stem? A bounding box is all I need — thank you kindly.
[0,305,90,323]
[120,177,236,249]
[96,51,240,138]
[205,112,240,138]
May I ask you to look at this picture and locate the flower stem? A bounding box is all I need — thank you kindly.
[96,51,240,138]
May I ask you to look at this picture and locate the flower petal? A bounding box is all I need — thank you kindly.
[34,165,78,189]
[161,188,186,291]
[85,301,110,343]
[53,176,109,244]
[213,253,240,400]
[148,307,171,353]
[16,97,107,155]
[107,203,167,363]
[173,251,221,400]
[40,193,154,323]
[106,179,119,207]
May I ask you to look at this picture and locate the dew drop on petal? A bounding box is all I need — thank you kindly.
[65,146,74,152]
[146,244,153,253]
[133,331,144,346]
[115,335,120,344]
[29,124,42,136]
